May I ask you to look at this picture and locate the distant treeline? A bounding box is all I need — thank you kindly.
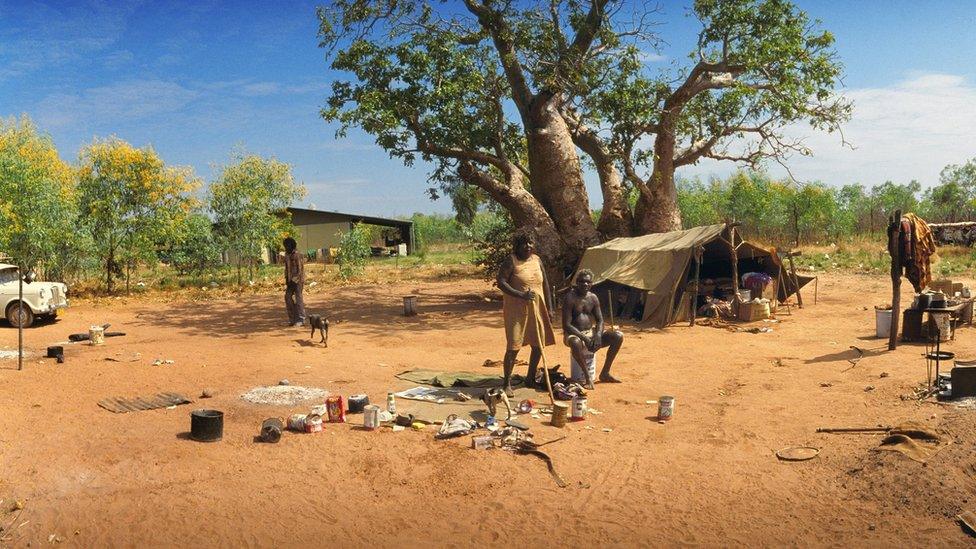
[678,161,976,246]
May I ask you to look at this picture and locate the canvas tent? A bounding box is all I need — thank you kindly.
[574,223,813,328]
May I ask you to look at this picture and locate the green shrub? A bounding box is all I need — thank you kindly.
[336,223,372,280]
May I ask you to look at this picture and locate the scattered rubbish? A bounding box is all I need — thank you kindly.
[200,388,216,399]
[363,405,380,429]
[304,414,324,433]
[98,392,192,414]
[776,446,820,461]
[240,385,328,406]
[46,346,64,361]
[657,396,675,421]
[104,352,141,363]
[68,325,124,342]
[570,395,587,421]
[12,500,24,511]
[550,403,569,427]
[394,414,415,427]
[325,395,346,423]
[602,428,612,433]
[387,392,397,414]
[588,408,602,415]
[864,385,875,392]
[584,425,594,430]
[517,399,535,414]
[454,392,472,402]
[379,410,394,423]
[347,394,369,413]
[278,379,290,386]
[485,415,498,430]
[880,372,890,378]
[506,418,529,431]
[434,415,474,439]
[411,422,425,431]
[820,382,833,388]
[392,425,405,432]
[471,435,493,449]
[260,418,283,443]
[189,409,223,442]
[957,510,976,537]
[152,359,175,366]
[287,414,308,431]
[89,325,106,346]
[645,400,657,405]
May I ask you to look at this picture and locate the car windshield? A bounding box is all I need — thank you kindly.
[0,269,20,284]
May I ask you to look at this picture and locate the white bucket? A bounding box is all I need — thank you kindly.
[736,289,751,302]
[875,308,892,339]
[570,351,596,383]
[89,325,105,346]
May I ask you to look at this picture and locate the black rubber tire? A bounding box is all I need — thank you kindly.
[6,302,35,328]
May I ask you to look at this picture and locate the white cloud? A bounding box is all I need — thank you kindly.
[241,82,281,96]
[34,80,200,128]
[680,72,976,189]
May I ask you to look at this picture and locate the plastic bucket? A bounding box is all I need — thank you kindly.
[736,289,751,302]
[875,308,892,338]
[190,409,223,442]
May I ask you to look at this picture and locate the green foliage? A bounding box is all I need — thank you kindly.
[319,1,850,236]
[336,223,372,280]
[168,213,222,276]
[0,116,81,276]
[209,152,306,285]
[77,137,199,293]
[471,213,514,281]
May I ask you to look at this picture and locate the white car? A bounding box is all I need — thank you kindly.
[0,264,69,328]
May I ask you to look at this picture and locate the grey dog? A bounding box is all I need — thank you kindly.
[308,314,329,346]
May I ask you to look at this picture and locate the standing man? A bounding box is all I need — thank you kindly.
[283,237,306,327]
[562,269,623,389]
[497,232,555,397]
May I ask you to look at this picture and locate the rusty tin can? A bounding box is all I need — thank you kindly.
[287,414,307,431]
[304,413,323,433]
[658,396,675,421]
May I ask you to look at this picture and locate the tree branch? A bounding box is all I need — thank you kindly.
[464,0,534,115]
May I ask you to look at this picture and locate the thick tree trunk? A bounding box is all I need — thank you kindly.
[459,161,567,279]
[635,133,682,233]
[570,124,633,239]
[525,94,601,253]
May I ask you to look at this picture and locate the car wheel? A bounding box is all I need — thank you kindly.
[5,303,35,328]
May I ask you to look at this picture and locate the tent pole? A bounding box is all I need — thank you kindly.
[689,245,701,327]
[787,251,803,308]
[728,225,741,304]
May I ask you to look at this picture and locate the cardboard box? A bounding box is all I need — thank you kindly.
[930,279,954,294]
[738,301,770,322]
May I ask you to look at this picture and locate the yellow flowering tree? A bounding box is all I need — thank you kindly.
[77,138,199,293]
[0,116,80,277]
[209,153,305,286]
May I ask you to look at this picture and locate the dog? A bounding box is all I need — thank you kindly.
[481,387,512,420]
[308,314,329,346]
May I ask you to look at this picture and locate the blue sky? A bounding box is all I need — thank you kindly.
[2,0,975,218]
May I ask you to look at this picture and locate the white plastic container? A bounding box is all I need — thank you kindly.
[570,351,596,383]
[736,289,751,302]
[875,308,892,338]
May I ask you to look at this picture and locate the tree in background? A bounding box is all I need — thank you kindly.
[336,223,372,280]
[0,117,81,280]
[922,158,976,223]
[77,138,199,293]
[209,153,305,286]
[167,212,223,276]
[319,0,848,276]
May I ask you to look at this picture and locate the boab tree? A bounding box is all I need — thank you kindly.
[318,0,849,272]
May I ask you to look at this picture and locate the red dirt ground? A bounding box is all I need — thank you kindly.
[1,272,975,547]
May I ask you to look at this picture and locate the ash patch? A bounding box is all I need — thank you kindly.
[240,385,329,406]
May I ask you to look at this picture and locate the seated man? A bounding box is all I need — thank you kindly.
[562,269,624,389]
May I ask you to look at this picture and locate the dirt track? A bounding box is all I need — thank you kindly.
[1,272,975,547]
